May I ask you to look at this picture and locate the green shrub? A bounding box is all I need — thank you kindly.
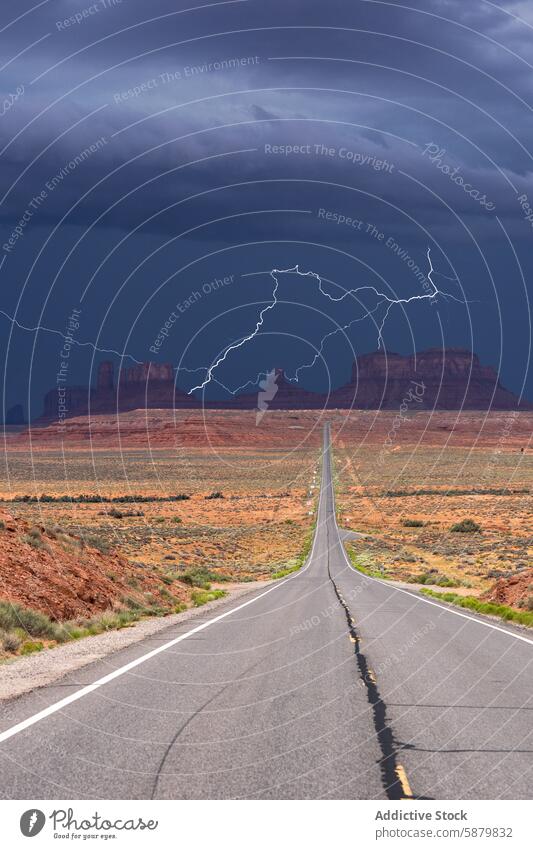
[121,595,144,611]
[63,626,86,640]
[205,491,224,500]
[178,568,218,588]
[1,629,21,652]
[271,564,300,579]
[0,601,57,639]
[436,576,458,587]
[51,623,73,643]
[20,640,44,655]
[450,519,481,533]
[96,612,121,631]
[22,527,50,551]
[79,533,111,554]
[116,610,136,627]
[402,519,424,528]
[408,573,430,584]
[407,572,457,587]
[191,589,226,607]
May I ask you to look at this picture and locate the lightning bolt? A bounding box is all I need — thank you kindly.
[0,248,463,396]
[0,255,143,365]
[189,269,281,393]
[28,811,38,833]
[187,247,462,395]
[0,308,144,365]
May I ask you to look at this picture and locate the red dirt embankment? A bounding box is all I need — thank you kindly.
[482,569,533,610]
[0,509,185,620]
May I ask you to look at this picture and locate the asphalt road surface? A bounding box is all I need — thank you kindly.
[1,424,531,799]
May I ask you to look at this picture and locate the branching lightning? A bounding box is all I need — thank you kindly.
[188,247,462,395]
[0,308,143,365]
[189,271,281,393]
[0,248,462,395]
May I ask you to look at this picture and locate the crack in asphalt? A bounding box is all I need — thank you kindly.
[322,427,412,801]
[327,562,408,798]
[150,649,274,799]
[155,424,415,800]
[326,526,409,799]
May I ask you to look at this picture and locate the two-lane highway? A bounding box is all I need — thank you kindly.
[0,424,531,799]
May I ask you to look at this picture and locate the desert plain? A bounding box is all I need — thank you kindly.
[0,408,531,660]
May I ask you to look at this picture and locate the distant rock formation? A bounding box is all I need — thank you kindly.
[330,349,525,410]
[118,362,174,387]
[218,350,527,411]
[97,360,114,391]
[42,361,193,420]
[39,349,529,421]
[3,404,25,425]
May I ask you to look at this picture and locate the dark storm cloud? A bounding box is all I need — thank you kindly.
[2,0,533,238]
[1,0,532,408]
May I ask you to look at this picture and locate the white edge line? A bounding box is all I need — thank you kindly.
[0,462,325,744]
[327,424,533,646]
[0,568,310,744]
[7,434,528,747]
[336,525,533,646]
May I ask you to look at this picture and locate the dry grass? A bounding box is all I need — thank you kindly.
[1,445,319,580]
[335,440,531,596]
[3,410,530,595]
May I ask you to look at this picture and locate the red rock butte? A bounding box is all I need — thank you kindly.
[40,348,529,422]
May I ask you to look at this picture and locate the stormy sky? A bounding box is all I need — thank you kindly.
[1,0,532,416]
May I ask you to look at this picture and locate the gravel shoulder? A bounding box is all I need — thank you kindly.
[0,581,270,702]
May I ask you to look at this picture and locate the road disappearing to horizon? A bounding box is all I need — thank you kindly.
[0,424,531,800]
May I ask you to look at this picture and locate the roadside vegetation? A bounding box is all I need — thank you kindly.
[0,597,167,659]
[346,541,467,588]
[420,588,533,628]
[0,444,320,661]
[0,581,229,660]
[271,526,315,579]
[191,589,226,606]
[344,544,391,580]
[173,567,231,588]
[406,572,459,587]
[0,552,232,661]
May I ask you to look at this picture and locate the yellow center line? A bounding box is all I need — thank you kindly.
[395,764,414,799]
